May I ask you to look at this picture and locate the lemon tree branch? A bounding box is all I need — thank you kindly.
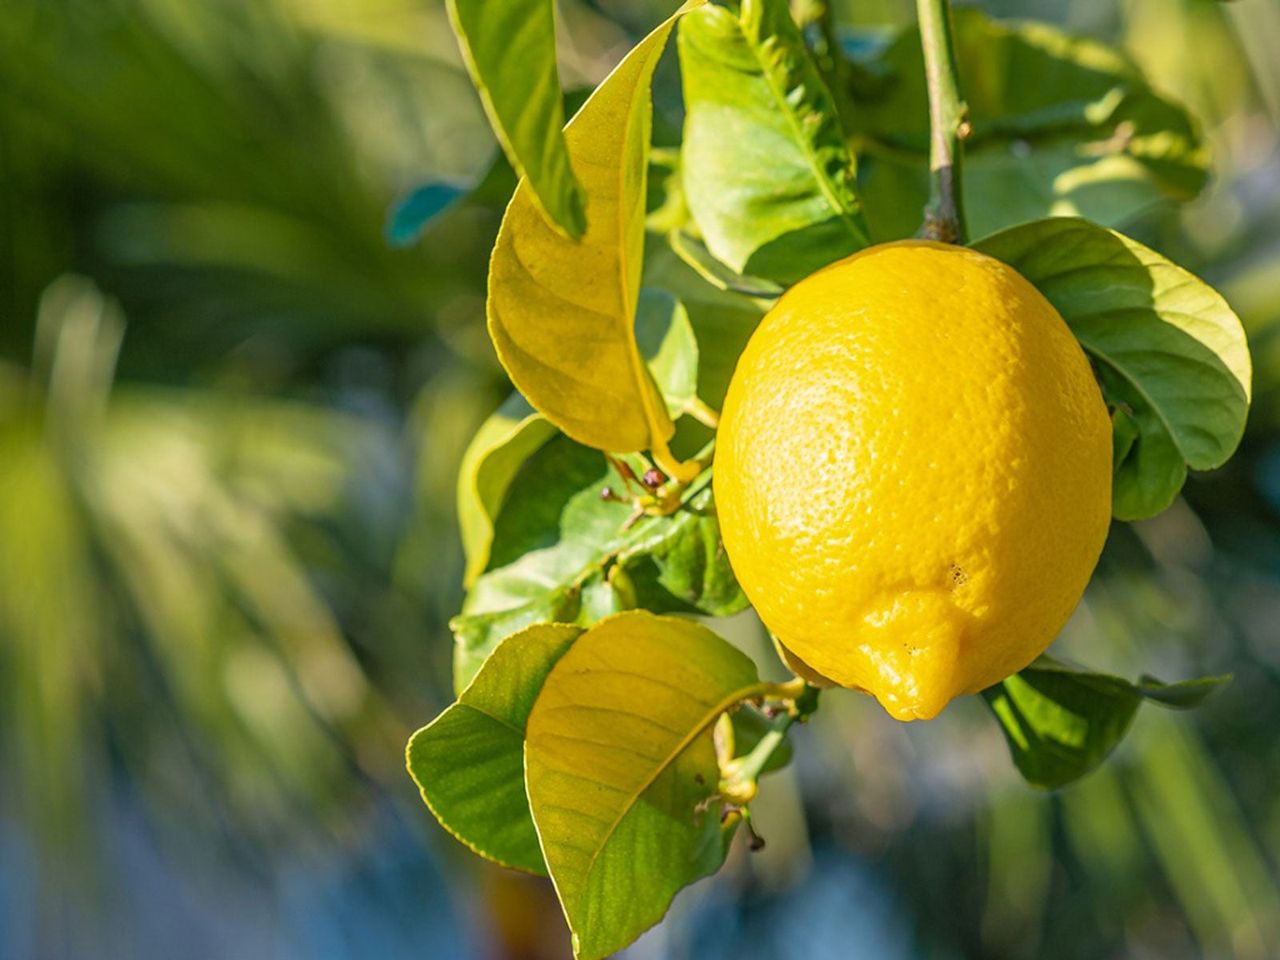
[916,0,969,243]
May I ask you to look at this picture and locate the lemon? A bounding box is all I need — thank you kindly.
[714,240,1112,721]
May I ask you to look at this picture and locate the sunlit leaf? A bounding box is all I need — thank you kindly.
[983,655,1230,789]
[487,3,705,482]
[678,0,868,283]
[444,0,585,237]
[525,611,763,959]
[850,10,1209,239]
[407,623,582,874]
[974,217,1251,519]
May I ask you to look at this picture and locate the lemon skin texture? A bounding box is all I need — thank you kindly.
[714,241,1112,721]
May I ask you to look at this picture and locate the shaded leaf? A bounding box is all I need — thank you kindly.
[678,0,868,283]
[850,10,1209,239]
[645,147,691,235]
[616,486,748,617]
[445,0,585,236]
[635,289,699,417]
[666,231,785,299]
[487,4,704,482]
[525,611,763,959]
[457,393,557,587]
[452,434,740,690]
[642,233,767,410]
[1133,673,1233,707]
[983,655,1231,789]
[974,217,1251,519]
[407,623,582,874]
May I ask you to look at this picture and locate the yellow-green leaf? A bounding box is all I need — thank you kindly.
[444,0,585,237]
[406,623,582,873]
[524,610,761,959]
[487,3,705,483]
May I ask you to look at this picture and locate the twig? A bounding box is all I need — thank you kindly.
[916,0,969,244]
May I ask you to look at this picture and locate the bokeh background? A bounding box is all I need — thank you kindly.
[3,0,1280,957]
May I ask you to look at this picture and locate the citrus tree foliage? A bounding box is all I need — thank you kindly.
[407,2,1250,955]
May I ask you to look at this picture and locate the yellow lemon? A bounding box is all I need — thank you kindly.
[714,241,1112,721]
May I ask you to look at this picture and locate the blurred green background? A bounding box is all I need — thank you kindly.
[2,0,1279,957]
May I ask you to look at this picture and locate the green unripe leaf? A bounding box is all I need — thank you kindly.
[983,656,1230,789]
[974,217,1251,520]
[407,623,583,874]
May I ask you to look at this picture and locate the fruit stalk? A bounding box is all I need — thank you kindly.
[916,0,969,243]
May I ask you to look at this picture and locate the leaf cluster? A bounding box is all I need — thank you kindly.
[408,2,1250,954]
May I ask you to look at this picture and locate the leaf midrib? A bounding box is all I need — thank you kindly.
[568,15,676,458]
[571,680,767,906]
[736,6,861,244]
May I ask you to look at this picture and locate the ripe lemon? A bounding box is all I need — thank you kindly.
[714,241,1112,721]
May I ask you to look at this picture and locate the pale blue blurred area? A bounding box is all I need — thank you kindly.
[681,853,916,960]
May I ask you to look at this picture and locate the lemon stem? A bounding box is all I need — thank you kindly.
[916,0,969,244]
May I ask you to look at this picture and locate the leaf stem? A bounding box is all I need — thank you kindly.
[686,397,721,429]
[915,0,969,243]
[644,439,715,516]
[721,683,820,794]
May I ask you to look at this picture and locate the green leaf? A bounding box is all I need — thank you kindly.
[973,217,1251,520]
[635,289,699,418]
[666,230,785,299]
[850,10,1209,239]
[452,572,584,696]
[525,611,763,959]
[982,656,1230,790]
[1133,673,1233,708]
[615,486,748,617]
[678,0,868,283]
[407,623,582,874]
[445,0,586,237]
[487,3,706,482]
[642,233,767,410]
[457,393,557,587]
[452,434,742,690]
